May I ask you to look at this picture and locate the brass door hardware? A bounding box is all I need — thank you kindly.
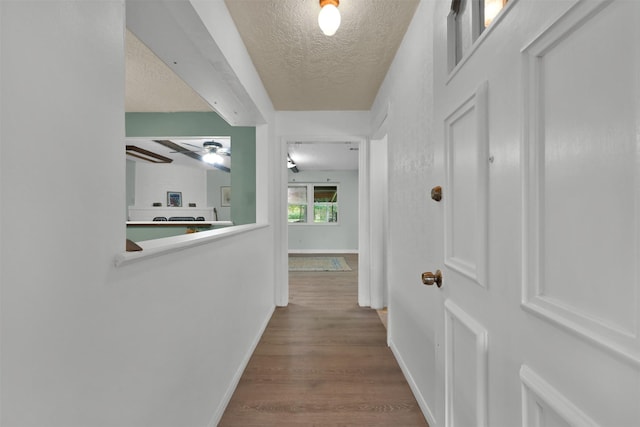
[431,186,442,202]
[421,270,443,288]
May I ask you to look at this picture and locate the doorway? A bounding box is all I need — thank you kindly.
[282,139,365,306]
[278,134,390,314]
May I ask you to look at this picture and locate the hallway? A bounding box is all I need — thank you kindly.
[219,254,428,426]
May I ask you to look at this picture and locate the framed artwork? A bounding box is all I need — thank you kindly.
[221,186,231,207]
[167,191,182,207]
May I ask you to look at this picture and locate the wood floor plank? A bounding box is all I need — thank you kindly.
[218,254,428,426]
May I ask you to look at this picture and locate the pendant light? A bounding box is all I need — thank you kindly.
[318,0,341,36]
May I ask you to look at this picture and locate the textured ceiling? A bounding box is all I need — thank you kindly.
[125,29,212,113]
[224,0,419,111]
[125,1,419,170]
[126,1,419,112]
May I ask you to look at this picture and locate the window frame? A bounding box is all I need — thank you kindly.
[287,184,309,224]
[446,0,516,79]
[287,183,340,226]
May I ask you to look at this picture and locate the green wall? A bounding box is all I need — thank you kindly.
[126,159,136,218]
[126,224,232,241]
[125,112,256,225]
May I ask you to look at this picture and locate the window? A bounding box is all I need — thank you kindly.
[288,184,339,224]
[448,0,508,70]
[313,186,338,223]
[483,0,507,27]
[287,186,308,223]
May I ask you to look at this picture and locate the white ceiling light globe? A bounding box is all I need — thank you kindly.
[318,4,341,36]
[202,152,223,165]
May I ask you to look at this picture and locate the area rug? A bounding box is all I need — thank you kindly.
[288,256,352,272]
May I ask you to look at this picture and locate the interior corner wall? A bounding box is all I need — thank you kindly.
[288,169,359,252]
[189,0,285,309]
[369,0,439,422]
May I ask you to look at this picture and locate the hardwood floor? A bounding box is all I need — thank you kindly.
[219,254,428,426]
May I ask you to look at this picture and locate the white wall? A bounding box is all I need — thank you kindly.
[369,135,389,309]
[134,162,207,208]
[277,110,370,137]
[0,2,276,427]
[288,169,358,252]
[129,163,231,221]
[369,0,439,422]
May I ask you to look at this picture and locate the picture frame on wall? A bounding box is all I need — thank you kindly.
[167,191,182,207]
[221,186,231,207]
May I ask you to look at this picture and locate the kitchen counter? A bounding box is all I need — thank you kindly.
[126,221,233,226]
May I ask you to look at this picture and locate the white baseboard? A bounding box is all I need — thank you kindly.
[288,249,358,254]
[208,305,275,427]
[389,339,437,427]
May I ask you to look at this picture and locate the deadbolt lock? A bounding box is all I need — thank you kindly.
[431,186,442,202]
[421,270,443,288]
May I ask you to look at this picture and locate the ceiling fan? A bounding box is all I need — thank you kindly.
[172,140,231,157]
[154,139,231,172]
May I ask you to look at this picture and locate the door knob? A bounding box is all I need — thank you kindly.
[421,270,443,288]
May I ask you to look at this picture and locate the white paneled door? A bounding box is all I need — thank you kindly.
[431,1,640,426]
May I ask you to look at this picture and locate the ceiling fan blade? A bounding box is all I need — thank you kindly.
[168,142,205,153]
[154,139,202,161]
[169,148,204,154]
[154,139,230,172]
[183,143,202,149]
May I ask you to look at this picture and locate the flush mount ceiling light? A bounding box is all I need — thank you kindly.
[318,0,341,36]
[202,141,225,165]
[202,151,224,165]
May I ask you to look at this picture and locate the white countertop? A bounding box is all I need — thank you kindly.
[126,221,233,226]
